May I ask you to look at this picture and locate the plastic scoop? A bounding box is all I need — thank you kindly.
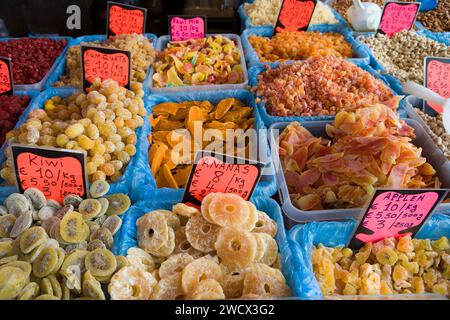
[346,0,382,31]
[403,81,450,133]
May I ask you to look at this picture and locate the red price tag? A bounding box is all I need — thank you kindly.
[182,153,263,208]
[107,2,147,38]
[377,2,420,37]
[0,56,13,95]
[424,57,450,114]
[348,189,447,249]
[81,46,131,91]
[11,145,88,204]
[274,0,317,34]
[169,16,206,42]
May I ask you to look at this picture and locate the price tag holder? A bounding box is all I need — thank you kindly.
[11,144,88,204]
[181,152,263,208]
[377,2,421,37]
[106,1,147,38]
[274,0,317,34]
[348,189,447,249]
[424,56,450,114]
[169,16,207,42]
[81,46,131,91]
[0,56,13,96]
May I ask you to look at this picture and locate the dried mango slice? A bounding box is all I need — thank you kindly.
[151,143,169,176]
[162,164,179,189]
[212,98,236,120]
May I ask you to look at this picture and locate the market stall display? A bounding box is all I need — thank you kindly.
[52,34,155,88]
[0,184,131,300]
[254,56,394,117]
[0,94,31,146]
[0,79,146,185]
[417,0,450,32]
[152,35,246,89]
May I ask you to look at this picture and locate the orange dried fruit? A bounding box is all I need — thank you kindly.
[215,227,257,269]
[190,279,225,300]
[207,193,250,228]
[181,257,223,296]
[253,210,277,237]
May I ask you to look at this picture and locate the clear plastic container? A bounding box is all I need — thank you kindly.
[269,119,450,223]
[148,34,248,93]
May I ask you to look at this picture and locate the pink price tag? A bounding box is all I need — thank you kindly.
[170,16,206,42]
[348,189,447,249]
[274,0,317,33]
[378,2,420,37]
[425,57,450,114]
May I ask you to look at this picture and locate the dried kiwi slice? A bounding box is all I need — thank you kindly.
[19,226,48,254]
[40,277,54,296]
[89,180,110,198]
[79,199,102,220]
[0,241,12,258]
[17,282,39,300]
[59,211,88,243]
[0,214,16,238]
[63,194,83,209]
[24,188,47,211]
[32,246,59,278]
[1,261,32,278]
[85,248,117,278]
[90,228,114,249]
[102,215,122,236]
[10,213,32,238]
[0,266,28,299]
[97,198,109,217]
[5,193,30,216]
[82,270,105,300]
[34,294,59,300]
[60,249,89,275]
[105,194,131,216]
[87,239,106,251]
[47,274,62,299]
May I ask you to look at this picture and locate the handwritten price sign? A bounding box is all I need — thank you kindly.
[0,56,13,95]
[81,46,131,91]
[274,0,317,34]
[11,145,88,204]
[377,2,420,37]
[169,16,206,42]
[424,57,450,114]
[107,1,147,38]
[182,152,263,208]
[348,189,447,249]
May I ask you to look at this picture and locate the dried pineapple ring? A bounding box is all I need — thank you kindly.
[215,227,257,269]
[219,265,247,299]
[150,227,175,257]
[153,210,180,231]
[256,233,278,266]
[200,193,218,224]
[185,213,220,253]
[190,279,225,300]
[151,273,183,300]
[243,263,291,297]
[172,203,200,218]
[137,212,169,253]
[206,193,250,228]
[240,202,258,231]
[59,211,87,243]
[0,266,28,299]
[253,211,277,237]
[108,266,157,300]
[174,227,203,258]
[126,247,156,272]
[181,257,223,295]
[85,248,117,278]
[159,253,194,279]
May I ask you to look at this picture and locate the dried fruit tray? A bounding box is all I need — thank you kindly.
[0,88,152,200]
[45,33,158,91]
[241,25,370,68]
[287,213,450,299]
[269,119,450,223]
[132,89,277,202]
[0,36,72,91]
[148,34,249,93]
[117,191,297,296]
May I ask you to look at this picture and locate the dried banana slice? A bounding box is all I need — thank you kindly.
[215,227,257,269]
[108,266,157,300]
[185,213,220,253]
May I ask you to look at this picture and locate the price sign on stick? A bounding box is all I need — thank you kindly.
[182,152,263,208]
[348,189,447,249]
[11,144,88,204]
[169,16,207,42]
[274,0,317,34]
[0,56,13,95]
[377,2,420,37]
[424,57,450,114]
[106,1,147,38]
[81,46,131,91]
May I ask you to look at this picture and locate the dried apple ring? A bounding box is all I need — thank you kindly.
[242,263,291,297]
[215,227,257,269]
[207,193,250,228]
[19,226,48,254]
[151,273,183,300]
[85,248,117,278]
[126,247,156,272]
[185,213,220,253]
[137,212,169,253]
[181,257,223,295]
[32,246,59,278]
[108,266,157,300]
[253,211,277,237]
[59,211,87,243]
[159,253,194,279]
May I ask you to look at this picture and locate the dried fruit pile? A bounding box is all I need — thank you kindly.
[53,34,155,88]
[1,79,146,184]
[148,98,255,188]
[417,0,450,33]
[313,235,450,296]
[108,193,290,299]
[0,184,131,300]
[278,103,440,210]
[255,56,394,117]
[0,95,30,146]
[0,38,67,85]
[249,32,354,62]
[152,36,244,88]
[416,109,450,160]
